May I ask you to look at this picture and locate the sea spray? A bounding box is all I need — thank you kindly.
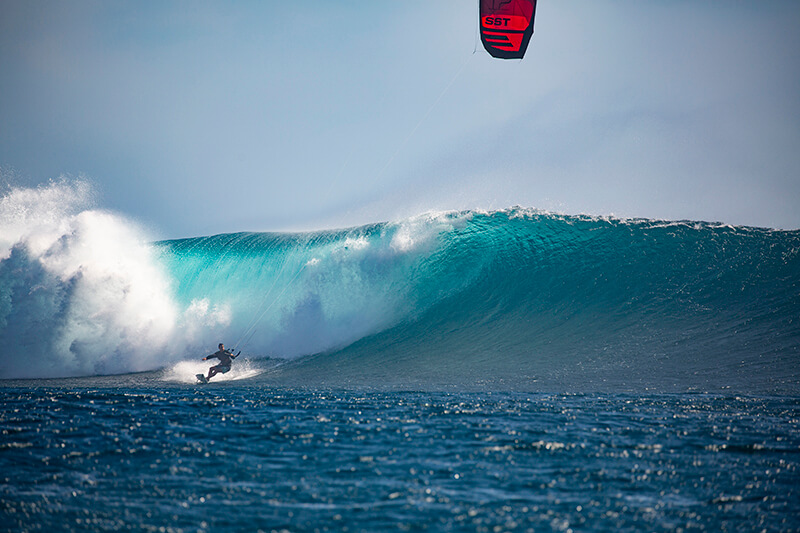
[0,181,227,378]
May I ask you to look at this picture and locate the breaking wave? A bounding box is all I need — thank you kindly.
[2,181,799,392]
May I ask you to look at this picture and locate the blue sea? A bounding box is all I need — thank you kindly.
[2,196,799,531]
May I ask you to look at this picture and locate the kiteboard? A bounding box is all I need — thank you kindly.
[196,374,209,384]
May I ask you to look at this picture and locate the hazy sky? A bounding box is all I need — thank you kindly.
[1,1,799,237]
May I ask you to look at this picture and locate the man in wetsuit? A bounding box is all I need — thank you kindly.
[202,343,237,381]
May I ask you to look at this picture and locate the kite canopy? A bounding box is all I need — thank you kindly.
[480,0,537,59]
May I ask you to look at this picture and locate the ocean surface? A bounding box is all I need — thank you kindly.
[2,185,799,530]
[2,386,799,532]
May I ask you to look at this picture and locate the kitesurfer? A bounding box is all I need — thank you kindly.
[202,343,237,381]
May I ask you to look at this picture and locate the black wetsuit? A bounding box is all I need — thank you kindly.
[207,349,234,372]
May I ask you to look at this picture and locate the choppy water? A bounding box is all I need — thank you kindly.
[2,385,798,532]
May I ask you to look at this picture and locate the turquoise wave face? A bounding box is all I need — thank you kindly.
[155,212,484,360]
[154,209,800,393]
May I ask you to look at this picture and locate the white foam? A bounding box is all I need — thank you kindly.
[388,210,471,253]
[0,180,229,378]
[0,178,95,260]
[162,359,263,384]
